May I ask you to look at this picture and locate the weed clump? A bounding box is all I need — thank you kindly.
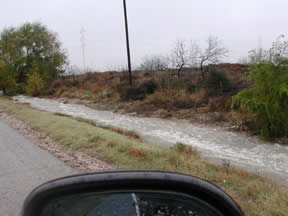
[107,141,117,148]
[173,142,187,152]
[146,90,172,105]
[140,80,158,94]
[207,96,231,112]
[128,147,146,158]
[205,68,234,96]
[119,87,146,101]
[111,128,141,140]
[186,83,196,94]
[172,142,200,158]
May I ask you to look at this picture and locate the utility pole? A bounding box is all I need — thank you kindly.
[123,0,132,85]
[80,27,86,72]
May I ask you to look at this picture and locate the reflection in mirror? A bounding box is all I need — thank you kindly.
[41,192,224,216]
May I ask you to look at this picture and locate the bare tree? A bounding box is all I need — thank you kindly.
[198,36,228,80]
[248,35,288,65]
[248,45,268,64]
[237,57,249,65]
[170,40,198,78]
[65,65,80,76]
[140,55,169,72]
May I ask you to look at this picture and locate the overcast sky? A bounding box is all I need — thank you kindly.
[1,0,287,71]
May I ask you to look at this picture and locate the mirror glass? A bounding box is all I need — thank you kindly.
[40,192,224,216]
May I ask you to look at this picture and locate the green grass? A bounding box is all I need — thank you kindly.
[0,97,287,216]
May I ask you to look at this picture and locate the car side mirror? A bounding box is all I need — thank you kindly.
[21,170,244,216]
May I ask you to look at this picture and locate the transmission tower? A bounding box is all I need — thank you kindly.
[80,27,86,71]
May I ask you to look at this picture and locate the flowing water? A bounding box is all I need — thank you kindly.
[14,96,288,184]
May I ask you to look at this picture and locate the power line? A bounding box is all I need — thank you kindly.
[80,27,86,71]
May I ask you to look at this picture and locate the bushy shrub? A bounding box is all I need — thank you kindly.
[2,76,18,95]
[46,79,74,96]
[49,80,63,89]
[102,89,114,98]
[155,109,172,118]
[146,89,196,108]
[189,88,209,107]
[119,87,146,101]
[233,34,288,138]
[82,90,93,100]
[233,61,288,138]
[208,96,232,112]
[70,77,80,87]
[205,69,233,96]
[120,80,157,101]
[186,83,196,94]
[25,71,44,96]
[140,80,158,94]
[0,65,18,95]
[171,77,191,89]
[172,91,195,109]
[146,91,171,105]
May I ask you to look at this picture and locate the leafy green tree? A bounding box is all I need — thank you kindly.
[0,63,18,95]
[0,22,67,93]
[25,62,44,96]
[233,36,288,138]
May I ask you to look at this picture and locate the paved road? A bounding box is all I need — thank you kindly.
[0,121,78,216]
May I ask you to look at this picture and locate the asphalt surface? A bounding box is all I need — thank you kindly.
[0,121,78,216]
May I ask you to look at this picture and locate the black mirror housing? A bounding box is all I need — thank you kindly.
[21,170,244,216]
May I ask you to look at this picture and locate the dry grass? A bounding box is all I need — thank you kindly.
[227,111,258,133]
[128,147,147,158]
[146,89,199,109]
[1,97,287,216]
[207,96,232,112]
[110,128,141,140]
[189,88,209,107]
[146,88,209,109]
[278,137,288,145]
[107,141,117,148]
[155,109,172,118]
[146,90,172,105]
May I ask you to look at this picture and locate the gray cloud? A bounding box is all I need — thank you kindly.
[1,0,287,71]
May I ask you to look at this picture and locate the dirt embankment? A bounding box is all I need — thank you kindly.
[42,63,285,144]
[44,63,254,134]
